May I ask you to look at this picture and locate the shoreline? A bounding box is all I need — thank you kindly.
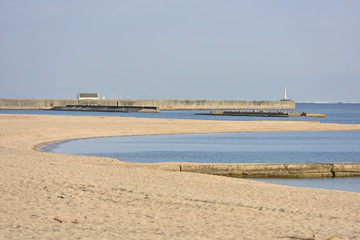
[38,135,360,179]
[37,131,360,178]
[1,114,360,239]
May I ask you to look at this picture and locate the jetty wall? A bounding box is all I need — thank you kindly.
[0,99,295,110]
[151,163,360,178]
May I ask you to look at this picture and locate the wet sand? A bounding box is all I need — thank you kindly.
[1,114,360,239]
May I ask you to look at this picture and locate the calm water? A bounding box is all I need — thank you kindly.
[42,131,360,164]
[253,177,360,193]
[41,131,360,193]
[5,103,360,192]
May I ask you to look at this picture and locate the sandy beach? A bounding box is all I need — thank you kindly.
[1,114,360,239]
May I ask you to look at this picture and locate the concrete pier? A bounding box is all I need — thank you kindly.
[198,111,326,118]
[51,105,160,113]
[149,163,360,178]
[0,99,295,111]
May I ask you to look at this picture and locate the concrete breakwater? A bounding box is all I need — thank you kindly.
[0,98,295,111]
[150,163,360,178]
[198,110,326,118]
[51,105,160,113]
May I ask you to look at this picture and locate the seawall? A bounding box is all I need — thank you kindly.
[150,162,360,178]
[0,99,295,110]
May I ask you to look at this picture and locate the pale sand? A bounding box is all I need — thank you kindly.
[1,114,360,239]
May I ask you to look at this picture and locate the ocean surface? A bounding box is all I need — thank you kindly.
[3,103,360,192]
[40,131,360,193]
[43,131,360,164]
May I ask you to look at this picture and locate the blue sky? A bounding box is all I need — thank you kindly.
[1,0,359,102]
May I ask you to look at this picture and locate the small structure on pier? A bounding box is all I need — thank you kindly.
[77,93,99,100]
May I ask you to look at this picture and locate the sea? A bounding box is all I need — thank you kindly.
[2,103,360,192]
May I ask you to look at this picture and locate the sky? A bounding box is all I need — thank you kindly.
[0,0,359,102]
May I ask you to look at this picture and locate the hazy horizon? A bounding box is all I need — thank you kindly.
[1,1,359,102]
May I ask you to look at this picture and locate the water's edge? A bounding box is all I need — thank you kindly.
[39,133,360,193]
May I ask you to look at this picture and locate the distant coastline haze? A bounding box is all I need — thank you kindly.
[1,1,359,102]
